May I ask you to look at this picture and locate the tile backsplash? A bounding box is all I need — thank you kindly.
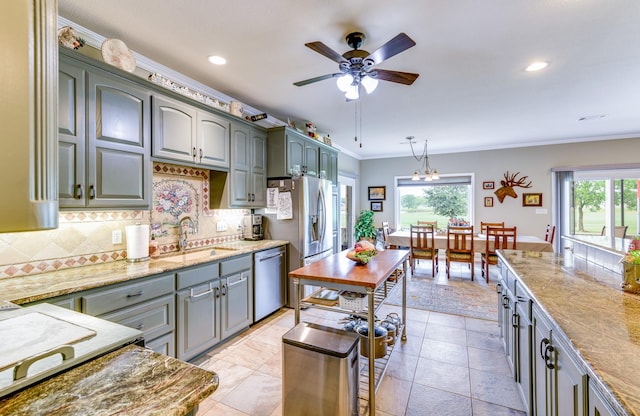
[0,162,248,279]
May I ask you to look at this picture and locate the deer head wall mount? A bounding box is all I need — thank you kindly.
[494,171,532,203]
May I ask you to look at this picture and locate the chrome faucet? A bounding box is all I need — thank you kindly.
[178,216,195,252]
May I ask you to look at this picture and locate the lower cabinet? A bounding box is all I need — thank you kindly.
[531,303,586,416]
[588,381,617,416]
[176,255,252,361]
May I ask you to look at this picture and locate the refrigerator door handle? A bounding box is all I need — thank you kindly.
[317,186,327,246]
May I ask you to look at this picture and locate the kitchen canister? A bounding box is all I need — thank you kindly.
[125,224,150,262]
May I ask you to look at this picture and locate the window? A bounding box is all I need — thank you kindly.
[394,174,474,231]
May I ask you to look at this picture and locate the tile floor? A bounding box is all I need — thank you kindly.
[193,264,527,416]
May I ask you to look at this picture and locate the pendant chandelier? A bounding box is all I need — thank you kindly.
[407,136,439,181]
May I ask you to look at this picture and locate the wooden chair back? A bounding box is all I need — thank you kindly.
[417,220,438,229]
[409,224,439,276]
[545,224,556,244]
[601,226,629,239]
[482,226,517,282]
[446,225,475,280]
[480,221,504,235]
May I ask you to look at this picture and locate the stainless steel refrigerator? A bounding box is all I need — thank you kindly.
[262,176,333,306]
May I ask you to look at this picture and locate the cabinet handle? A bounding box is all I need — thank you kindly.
[502,295,509,308]
[89,185,95,199]
[75,184,83,199]
[126,291,144,298]
[221,283,227,297]
[495,282,502,293]
[192,147,197,159]
[215,285,220,298]
[512,312,519,328]
[199,148,203,162]
[136,323,145,330]
[251,193,255,202]
[190,282,214,300]
[540,337,556,369]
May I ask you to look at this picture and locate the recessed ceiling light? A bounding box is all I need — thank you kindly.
[525,61,549,72]
[208,55,226,65]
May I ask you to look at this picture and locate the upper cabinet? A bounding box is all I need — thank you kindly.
[267,126,338,183]
[58,54,152,209]
[229,123,267,207]
[0,0,58,231]
[152,94,230,169]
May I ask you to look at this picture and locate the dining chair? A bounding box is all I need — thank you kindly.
[481,226,517,283]
[381,221,393,248]
[601,226,629,239]
[544,224,556,244]
[480,221,504,235]
[446,225,475,280]
[417,220,438,229]
[410,224,439,277]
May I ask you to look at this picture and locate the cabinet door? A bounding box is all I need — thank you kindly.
[152,95,197,163]
[230,124,251,206]
[87,71,151,208]
[197,110,230,168]
[533,307,552,416]
[58,61,86,208]
[176,281,221,361]
[250,130,267,206]
[304,141,319,177]
[286,133,305,174]
[515,293,532,412]
[588,382,617,416]
[320,147,339,183]
[220,270,252,340]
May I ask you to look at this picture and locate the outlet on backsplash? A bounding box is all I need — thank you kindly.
[216,221,228,232]
[112,230,122,244]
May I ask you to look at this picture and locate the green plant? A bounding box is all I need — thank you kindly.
[624,250,640,264]
[354,209,377,241]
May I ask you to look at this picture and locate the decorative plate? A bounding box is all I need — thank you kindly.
[58,26,85,50]
[101,38,136,72]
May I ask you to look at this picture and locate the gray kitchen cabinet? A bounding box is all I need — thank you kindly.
[175,262,221,361]
[320,146,339,184]
[77,272,175,356]
[229,123,267,207]
[152,94,230,169]
[58,52,152,209]
[588,381,617,416]
[267,126,338,179]
[514,283,533,412]
[220,255,253,339]
[532,303,586,416]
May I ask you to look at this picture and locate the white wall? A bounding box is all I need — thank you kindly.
[359,137,640,238]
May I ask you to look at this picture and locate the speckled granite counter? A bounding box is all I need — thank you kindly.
[0,345,219,415]
[498,249,640,415]
[0,240,287,305]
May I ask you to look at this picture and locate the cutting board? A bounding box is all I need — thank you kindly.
[0,312,97,371]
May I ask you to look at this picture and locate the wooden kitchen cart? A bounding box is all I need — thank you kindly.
[288,249,409,416]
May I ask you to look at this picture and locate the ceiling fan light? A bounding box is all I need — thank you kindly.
[345,85,359,100]
[361,75,379,94]
[336,74,353,92]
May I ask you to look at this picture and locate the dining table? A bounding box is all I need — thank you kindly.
[386,230,554,252]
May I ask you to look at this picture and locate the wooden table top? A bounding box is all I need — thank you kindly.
[288,249,409,289]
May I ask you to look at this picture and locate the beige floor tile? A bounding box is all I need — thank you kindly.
[424,322,468,345]
[375,375,412,415]
[419,338,469,367]
[198,400,250,416]
[220,372,282,416]
[413,357,471,397]
[220,338,280,370]
[205,360,254,400]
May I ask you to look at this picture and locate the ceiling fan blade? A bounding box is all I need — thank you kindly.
[305,41,348,64]
[365,33,416,65]
[372,69,420,85]
[293,73,342,87]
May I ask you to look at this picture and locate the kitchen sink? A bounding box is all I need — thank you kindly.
[160,248,236,263]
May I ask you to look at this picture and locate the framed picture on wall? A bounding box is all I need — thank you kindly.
[368,186,386,201]
[482,181,495,190]
[523,193,542,207]
[484,196,494,207]
[371,201,383,212]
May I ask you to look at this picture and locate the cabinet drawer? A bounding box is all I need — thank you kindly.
[176,263,219,290]
[220,255,251,276]
[145,332,176,357]
[101,294,174,342]
[82,274,174,315]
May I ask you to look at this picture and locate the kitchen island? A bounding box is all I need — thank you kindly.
[0,344,218,415]
[288,248,409,416]
[497,249,640,415]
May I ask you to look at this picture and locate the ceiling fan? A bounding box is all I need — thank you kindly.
[293,32,419,97]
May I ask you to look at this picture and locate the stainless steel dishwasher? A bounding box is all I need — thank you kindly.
[254,246,286,322]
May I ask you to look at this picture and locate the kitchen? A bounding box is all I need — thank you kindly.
[2,1,640,415]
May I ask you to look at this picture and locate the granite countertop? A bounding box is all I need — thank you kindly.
[0,345,219,415]
[0,240,287,305]
[498,249,640,415]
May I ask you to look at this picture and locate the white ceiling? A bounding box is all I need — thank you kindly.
[58,0,640,159]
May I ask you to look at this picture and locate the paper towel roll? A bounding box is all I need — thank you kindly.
[126,224,150,261]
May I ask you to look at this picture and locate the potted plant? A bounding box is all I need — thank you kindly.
[354,209,377,243]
